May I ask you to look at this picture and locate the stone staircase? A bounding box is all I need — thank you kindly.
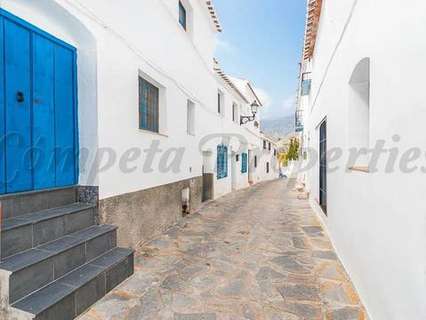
[0,187,134,320]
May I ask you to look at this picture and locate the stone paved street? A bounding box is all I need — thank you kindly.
[79,179,367,320]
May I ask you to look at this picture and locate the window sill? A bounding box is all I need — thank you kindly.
[348,166,369,173]
[138,129,168,138]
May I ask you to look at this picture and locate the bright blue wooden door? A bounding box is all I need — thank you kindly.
[33,34,56,189]
[4,19,32,193]
[0,10,78,194]
[0,17,5,194]
[54,45,76,187]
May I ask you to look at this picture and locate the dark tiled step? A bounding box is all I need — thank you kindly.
[0,224,117,303]
[1,203,96,259]
[0,186,77,220]
[12,248,134,320]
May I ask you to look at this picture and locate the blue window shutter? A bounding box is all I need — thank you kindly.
[224,146,228,177]
[217,145,228,179]
[217,145,222,179]
[241,153,247,173]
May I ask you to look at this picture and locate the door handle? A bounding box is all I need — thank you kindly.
[16,91,24,103]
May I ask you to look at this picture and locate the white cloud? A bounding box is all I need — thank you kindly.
[216,38,238,55]
[281,95,296,116]
[253,87,272,108]
[259,94,296,120]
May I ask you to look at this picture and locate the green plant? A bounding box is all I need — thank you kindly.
[287,137,300,161]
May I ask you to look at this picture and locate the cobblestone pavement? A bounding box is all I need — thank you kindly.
[80,179,367,320]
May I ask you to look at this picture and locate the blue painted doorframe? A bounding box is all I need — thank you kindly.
[0,9,78,194]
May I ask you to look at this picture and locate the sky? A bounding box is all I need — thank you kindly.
[213,0,307,120]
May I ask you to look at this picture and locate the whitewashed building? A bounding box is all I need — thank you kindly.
[0,0,280,247]
[297,1,425,319]
[0,1,280,318]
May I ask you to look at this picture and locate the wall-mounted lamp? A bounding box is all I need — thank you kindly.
[240,101,260,125]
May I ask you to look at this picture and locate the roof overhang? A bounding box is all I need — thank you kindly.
[205,1,222,33]
[214,60,249,103]
[303,0,323,60]
[246,82,263,107]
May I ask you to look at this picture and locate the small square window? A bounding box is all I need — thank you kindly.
[179,1,187,30]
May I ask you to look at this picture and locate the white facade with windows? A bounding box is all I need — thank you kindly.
[297,1,425,320]
[0,0,279,247]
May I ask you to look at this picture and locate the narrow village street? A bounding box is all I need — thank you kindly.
[80,178,366,320]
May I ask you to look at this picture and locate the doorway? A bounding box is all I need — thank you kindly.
[0,10,78,194]
[231,152,238,190]
[319,119,327,215]
[202,151,213,202]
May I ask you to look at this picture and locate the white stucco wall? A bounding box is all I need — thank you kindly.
[302,0,426,319]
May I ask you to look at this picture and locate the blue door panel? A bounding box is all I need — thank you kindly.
[0,10,78,195]
[33,34,55,189]
[54,45,75,187]
[4,19,32,193]
[0,17,5,194]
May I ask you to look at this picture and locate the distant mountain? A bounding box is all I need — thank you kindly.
[260,115,295,139]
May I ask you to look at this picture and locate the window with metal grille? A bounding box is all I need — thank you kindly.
[241,153,248,173]
[179,1,187,30]
[266,162,270,173]
[217,145,228,179]
[139,77,159,133]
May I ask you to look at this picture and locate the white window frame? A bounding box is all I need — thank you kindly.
[218,90,225,117]
[178,0,194,38]
[232,102,239,124]
[138,70,168,136]
[187,100,195,135]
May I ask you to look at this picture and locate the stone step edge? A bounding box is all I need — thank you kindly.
[11,247,134,317]
[0,224,117,273]
[0,185,77,201]
[1,203,96,232]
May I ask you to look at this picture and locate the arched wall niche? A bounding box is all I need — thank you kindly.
[348,57,371,164]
